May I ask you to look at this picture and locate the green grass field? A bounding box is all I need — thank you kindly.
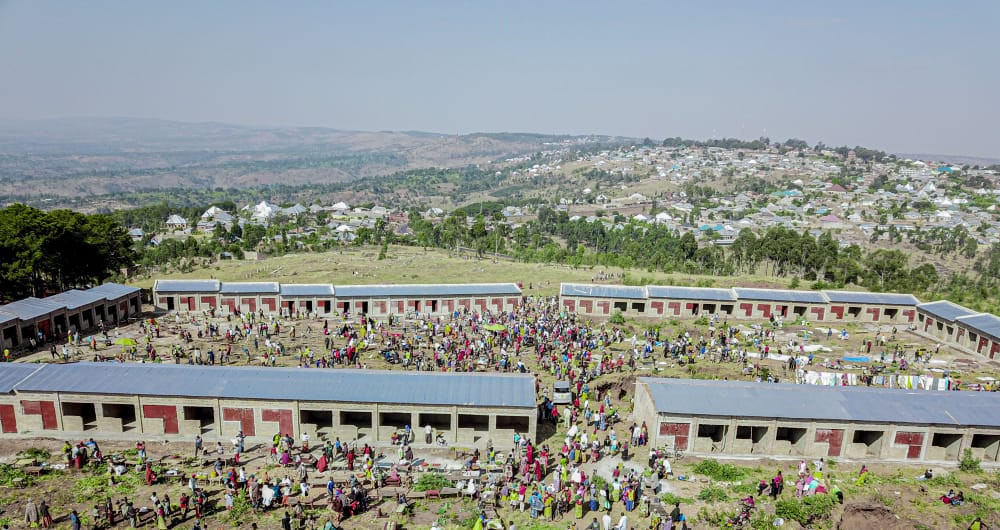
[129,244,793,295]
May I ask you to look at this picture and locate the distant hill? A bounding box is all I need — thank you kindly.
[0,117,623,200]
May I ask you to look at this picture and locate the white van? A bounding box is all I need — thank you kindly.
[552,381,572,405]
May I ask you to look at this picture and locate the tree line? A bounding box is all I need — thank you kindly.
[0,204,135,301]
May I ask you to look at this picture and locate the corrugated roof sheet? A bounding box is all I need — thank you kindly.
[732,288,828,304]
[334,284,521,298]
[46,289,105,310]
[957,313,1000,341]
[11,363,535,408]
[220,282,280,295]
[0,297,65,321]
[0,364,43,394]
[154,280,221,293]
[917,300,977,323]
[646,286,736,301]
[823,291,919,306]
[0,311,17,327]
[279,284,335,297]
[640,377,1000,428]
[87,282,141,300]
[560,284,646,300]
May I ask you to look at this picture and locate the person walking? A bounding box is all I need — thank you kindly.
[194,434,203,457]
[39,499,53,528]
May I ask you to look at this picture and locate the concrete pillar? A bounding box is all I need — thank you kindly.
[213,400,223,441]
[372,403,380,442]
[723,418,737,454]
[451,407,459,444]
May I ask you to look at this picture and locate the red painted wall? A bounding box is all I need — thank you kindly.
[650,301,663,315]
[903,309,915,323]
[261,409,293,436]
[222,407,256,437]
[667,302,680,316]
[894,431,924,459]
[830,306,845,320]
[866,307,881,321]
[21,400,57,430]
[810,307,826,320]
[658,422,690,451]
[757,304,771,318]
[740,303,753,316]
[0,404,17,433]
[563,300,576,312]
[142,404,179,434]
[814,429,844,457]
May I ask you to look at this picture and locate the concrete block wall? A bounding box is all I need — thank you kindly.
[0,392,536,450]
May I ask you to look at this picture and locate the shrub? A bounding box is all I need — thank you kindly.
[659,492,691,505]
[775,494,837,526]
[960,448,982,473]
[697,485,729,502]
[413,473,454,492]
[228,490,253,523]
[926,472,963,488]
[609,310,625,325]
[692,459,749,482]
[19,448,51,461]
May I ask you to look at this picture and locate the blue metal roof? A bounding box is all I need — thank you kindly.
[956,313,1000,341]
[917,300,977,323]
[646,286,736,302]
[0,364,43,394]
[220,282,280,295]
[280,284,335,297]
[0,311,17,327]
[639,377,1000,428]
[823,291,919,306]
[46,289,105,310]
[0,297,65,321]
[732,288,828,304]
[559,283,646,300]
[334,284,521,298]
[154,280,221,293]
[10,363,535,408]
[87,282,141,300]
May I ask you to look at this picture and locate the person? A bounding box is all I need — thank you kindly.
[281,510,292,530]
[918,468,933,481]
[24,497,39,526]
[832,483,843,504]
[69,510,81,530]
[194,434,203,457]
[426,423,433,444]
[39,500,53,528]
[669,502,681,529]
[968,517,986,530]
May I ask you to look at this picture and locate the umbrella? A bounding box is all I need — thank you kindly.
[484,324,505,332]
[113,337,137,346]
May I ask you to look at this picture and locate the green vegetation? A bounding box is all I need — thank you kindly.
[413,473,454,492]
[0,204,135,300]
[774,494,837,526]
[697,485,729,502]
[692,459,751,482]
[960,449,982,473]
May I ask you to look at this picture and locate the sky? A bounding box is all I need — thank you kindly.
[0,1,998,157]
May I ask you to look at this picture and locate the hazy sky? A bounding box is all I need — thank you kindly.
[1,1,998,157]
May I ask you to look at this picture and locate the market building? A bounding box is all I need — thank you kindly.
[916,300,978,343]
[0,363,537,447]
[559,284,648,317]
[823,291,919,325]
[634,377,1000,465]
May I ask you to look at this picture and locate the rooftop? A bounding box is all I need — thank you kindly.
[956,313,1000,341]
[10,363,536,408]
[639,377,1000,428]
[220,282,281,295]
[646,286,736,302]
[0,297,66,321]
[917,300,978,322]
[153,279,221,293]
[279,284,335,297]
[334,283,521,298]
[823,291,920,306]
[732,288,828,304]
[560,283,646,300]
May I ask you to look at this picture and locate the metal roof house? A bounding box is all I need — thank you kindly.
[560,283,649,317]
[645,286,737,318]
[219,282,280,314]
[634,377,1000,464]
[823,290,920,324]
[332,283,522,317]
[955,313,1000,359]
[153,280,221,312]
[917,301,978,342]
[0,363,537,447]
